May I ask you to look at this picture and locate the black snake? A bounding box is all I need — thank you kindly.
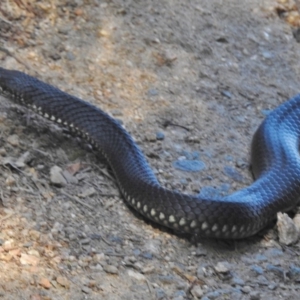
[0,67,300,239]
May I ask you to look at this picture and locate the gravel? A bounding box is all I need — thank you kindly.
[0,0,300,299]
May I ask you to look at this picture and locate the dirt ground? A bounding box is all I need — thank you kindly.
[1,0,300,299]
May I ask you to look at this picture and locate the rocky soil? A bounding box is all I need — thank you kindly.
[1,0,300,299]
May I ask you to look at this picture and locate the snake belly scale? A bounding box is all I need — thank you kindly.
[1,67,300,239]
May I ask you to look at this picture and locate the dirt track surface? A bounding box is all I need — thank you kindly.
[1,0,300,299]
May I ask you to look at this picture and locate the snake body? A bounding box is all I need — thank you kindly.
[0,67,300,239]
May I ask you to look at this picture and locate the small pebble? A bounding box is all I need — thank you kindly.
[98,29,109,37]
[268,283,278,290]
[190,285,203,298]
[127,270,146,282]
[103,265,119,275]
[80,238,91,245]
[223,166,243,182]
[49,53,61,61]
[5,175,16,187]
[262,51,273,59]
[39,278,51,289]
[141,252,153,259]
[56,276,70,288]
[249,291,261,300]
[185,136,201,143]
[277,212,299,245]
[145,132,157,142]
[62,170,78,184]
[156,131,165,140]
[7,134,20,147]
[28,249,40,257]
[0,148,7,155]
[81,286,91,294]
[221,90,232,98]
[256,275,269,286]
[173,160,206,172]
[142,239,161,256]
[241,286,252,294]
[142,265,155,274]
[148,88,158,96]
[50,166,67,186]
[215,261,231,273]
[231,277,244,286]
[15,151,31,168]
[79,187,97,198]
[250,265,264,275]
[20,253,40,266]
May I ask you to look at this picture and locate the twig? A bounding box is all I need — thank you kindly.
[32,148,52,158]
[92,163,116,183]
[162,120,190,131]
[60,190,94,210]
[0,16,12,25]
[2,162,44,191]
[146,279,155,299]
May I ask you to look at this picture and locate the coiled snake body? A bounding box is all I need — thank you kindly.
[0,67,300,239]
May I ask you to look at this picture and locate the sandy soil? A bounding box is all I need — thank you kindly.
[1,0,300,299]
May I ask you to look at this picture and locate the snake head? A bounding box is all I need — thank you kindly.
[0,67,24,96]
[0,67,40,103]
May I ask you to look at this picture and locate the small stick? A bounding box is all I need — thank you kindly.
[61,190,94,210]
